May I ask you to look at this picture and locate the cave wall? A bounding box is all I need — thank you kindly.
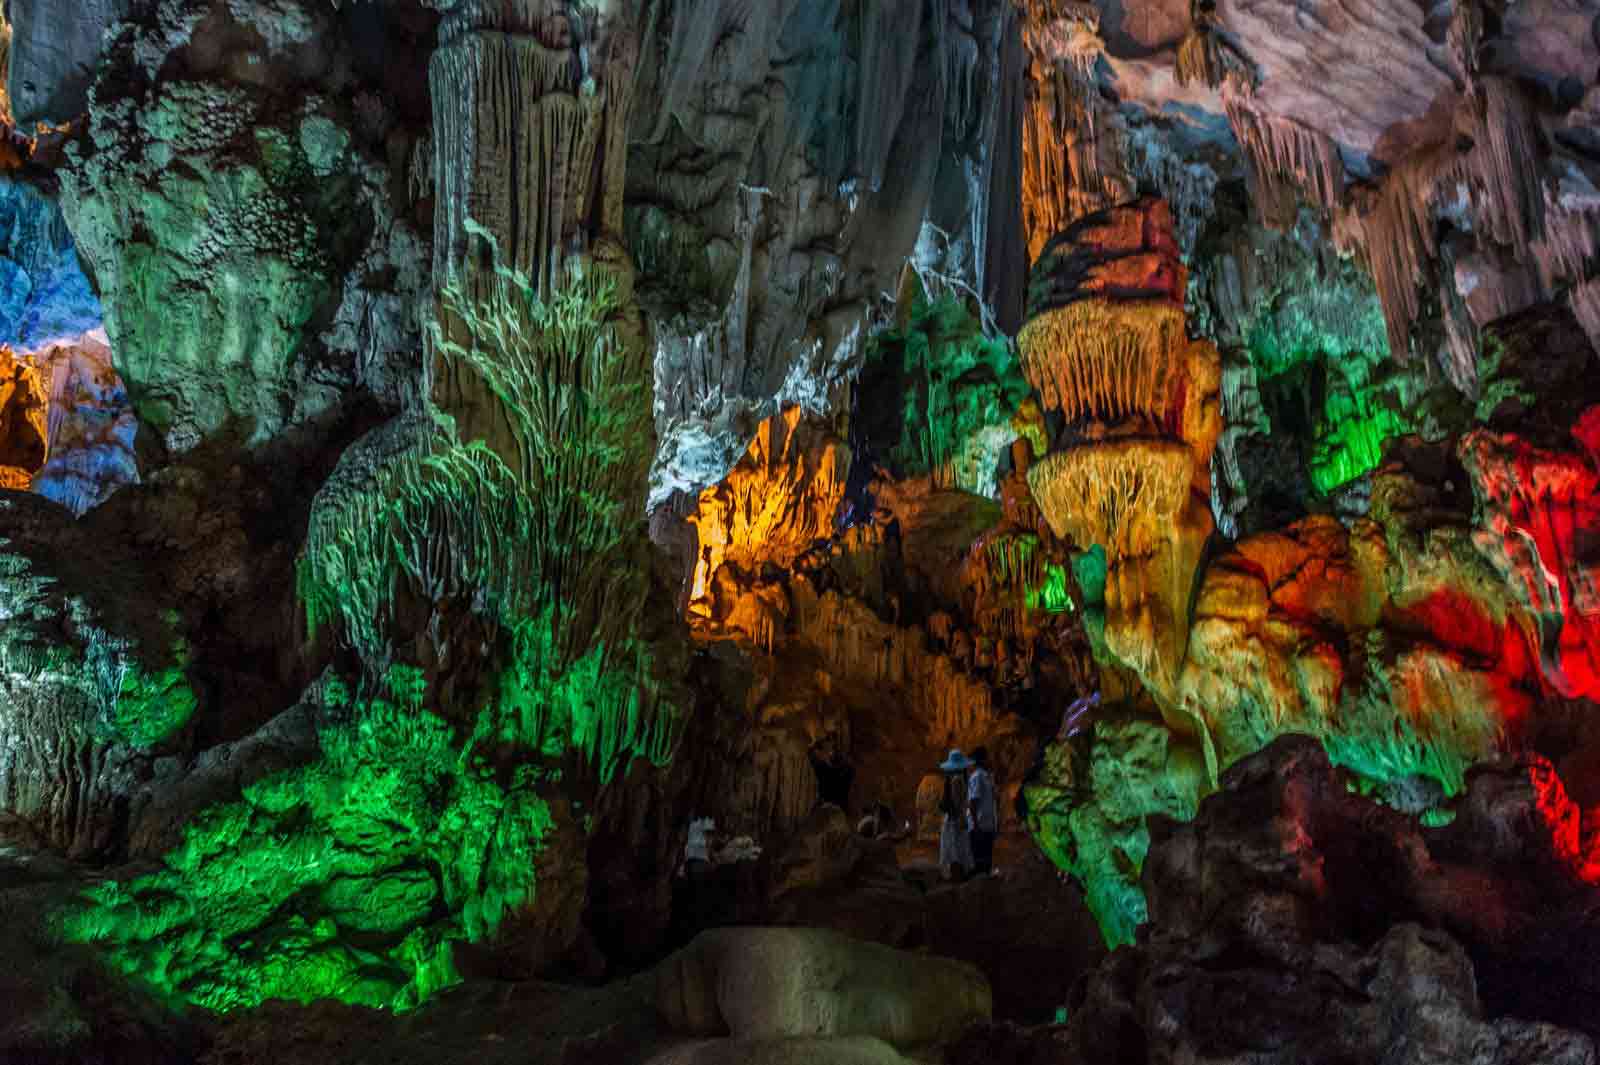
[0,0,1595,1040]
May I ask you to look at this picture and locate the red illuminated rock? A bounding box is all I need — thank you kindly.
[958,737,1600,1063]
[1462,409,1600,703]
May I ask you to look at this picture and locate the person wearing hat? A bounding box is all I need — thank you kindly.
[967,746,998,876]
[938,749,975,881]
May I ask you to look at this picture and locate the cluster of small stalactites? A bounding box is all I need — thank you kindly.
[1017,301,1188,427]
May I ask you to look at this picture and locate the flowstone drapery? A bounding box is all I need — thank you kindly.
[428,0,634,303]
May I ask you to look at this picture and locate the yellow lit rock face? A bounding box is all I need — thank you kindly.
[0,346,48,487]
[687,407,851,619]
[1018,301,1189,424]
[1026,439,1193,555]
[1018,200,1222,706]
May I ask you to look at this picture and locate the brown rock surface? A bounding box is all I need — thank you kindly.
[655,926,991,1048]
[0,343,47,482]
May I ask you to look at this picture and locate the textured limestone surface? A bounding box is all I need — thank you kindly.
[0,0,1596,1060]
[656,926,991,1048]
[981,738,1600,1064]
[58,0,429,457]
[631,0,1028,508]
[5,0,137,125]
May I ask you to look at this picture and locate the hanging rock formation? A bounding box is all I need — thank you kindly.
[1020,197,1220,703]
[631,0,1027,508]
[686,406,850,632]
[427,0,634,302]
[1214,0,1600,391]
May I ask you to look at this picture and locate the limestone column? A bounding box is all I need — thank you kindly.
[1018,199,1220,708]
[428,0,636,298]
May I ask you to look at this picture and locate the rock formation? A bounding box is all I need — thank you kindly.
[631,0,1028,508]
[0,0,1597,1060]
[656,926,991,1048]
[971,738,1600,1064]
[59,0,430,455]
[1020,197,1220,704]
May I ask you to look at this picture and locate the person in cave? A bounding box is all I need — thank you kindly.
[671,813,719,940]
[967,746,999,877]
[938,749,975,881]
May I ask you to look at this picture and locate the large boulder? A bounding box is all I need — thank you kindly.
[642,1036,915,1065]
[1014,737,1600,1062]
[655,927,990,1049]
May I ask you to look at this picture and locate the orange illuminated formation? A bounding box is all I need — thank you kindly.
[686,406,849,628]
[0,346,48,489]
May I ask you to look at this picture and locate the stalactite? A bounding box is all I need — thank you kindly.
[1337,81,1548,375]
[1017,302,1185,422]
[1331,136,1458,366]
[1471,82,1541,253]
[430,31,590,298]
[1020,4,1130,262]
[783,588,1002,749]
[1026,440,1194,553]
[1231,71,1588,387]
[1572,278,1600,356]
[1223,90,1345,227]
[685,407,849,614]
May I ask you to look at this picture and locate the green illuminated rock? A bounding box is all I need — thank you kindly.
[0,515,201,855]
[58,8,427,456]
[61,241,685,1014]
[1024,715,1207,948]
[857,290,1030,498]
[61,666,562,1012]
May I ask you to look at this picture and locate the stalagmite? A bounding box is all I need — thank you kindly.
[1018,198,1219,705]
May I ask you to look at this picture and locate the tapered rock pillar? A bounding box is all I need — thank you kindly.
[1019,198,1220,707]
